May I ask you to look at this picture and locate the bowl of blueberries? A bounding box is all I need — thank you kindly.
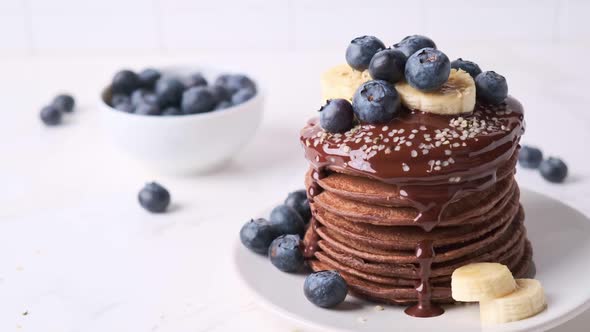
[99,66,264,175]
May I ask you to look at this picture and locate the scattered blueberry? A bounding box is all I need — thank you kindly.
[268,234,305,272]
[155,78,185,107]
[368,48,407,84]
[209,85,232,102]
[111,93,130,107]
[475,71,508,104]
[450,58,482,78]
[138,182,171,213]
[52,94,75,113]
[115,101,134,113]
[269,204,305,237]
[111,70,140,95]
[240,218,277,255]
[40,105,62,126]
[352,80,400,124]
[181,86,216,114]
[394,35,436,57]
[185,73,208,88]
[231,88,256,105]
[518,145,543,169]
[138,68,161,89]
[405,48,451,91]
[284,190,311,223]
[539,157,568,183]
[345,35,385,71]
[215,74,256,95]
[162,107,182,116]
[319,99,354,133]
[215,100,233,110]
[304,271,348,308]
[135,103,161,116]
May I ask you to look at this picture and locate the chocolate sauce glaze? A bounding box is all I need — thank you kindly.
[300,97,525,317]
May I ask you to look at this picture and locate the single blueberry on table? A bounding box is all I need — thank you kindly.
[284,189,311,223]
[155,78,185,107]
[518,145,543,169]
[162,107,182,116]
[475,71,508,104]
[52,94,75,113]
[40,105,62,126]
[451,58,482,78]
[240,218,277,255]
[185,73,208,88]
[215,100,233,110]
[111,93,130,107]
[405,48,451,91]
[181,86,217,114]
[539,157,568,183]
[319,99,354,133]
[304,270,348,308]
[111,70,140,95]
[138,182,171,213]
[268,234,304,272]
[393,35,436,57]
[345,35,385,71]
[352,80,401,124]
[214,74,256,95]
[135,102,161,116]
[269,204,305,237]
[231,88,256,105]
[138,68,161,89]
[369,48,407,84]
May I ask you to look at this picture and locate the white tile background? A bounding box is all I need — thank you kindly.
[0,0,589,55]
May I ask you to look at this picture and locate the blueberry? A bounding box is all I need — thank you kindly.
[111,93,130,107]
[304,271,348,308]
[475,71,508,104]
[115,101,134,113]
[345,35,385,71]
[405,48,451,91]
[155,78,185,107]
[284,189,311,223]
[52,94,75,113]
[393,35,436,57]
[214,74,256,95]
[185,73,208,88]
[162,107,182,116]
[240,218,276,255]
[518,145,543,169]
[215,100,233,110]
[352,80,400,124]
[209,85,232,102]
[539,157,568,183]
[231,88,256,105]
[268,234,304,272]
[138,68,161,89]
[451,58,482,78]
[181,86,216,114]
[368,48,407,84]
[319,99,354,133]
[269,204,305,237]
[111,70,140,95]
[135,103,161,116]
[40,105,62,126]
[138,182,171,213]
[131,89,158,107]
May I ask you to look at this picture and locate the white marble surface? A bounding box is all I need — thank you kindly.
[0,47,589,331]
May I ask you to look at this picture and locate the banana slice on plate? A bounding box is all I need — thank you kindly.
[320,63,371,102]
[451,262,517,302]
[480,279,546,324]
[395,68,476,115]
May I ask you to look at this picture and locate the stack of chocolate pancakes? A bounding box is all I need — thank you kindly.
[300,97,531,316]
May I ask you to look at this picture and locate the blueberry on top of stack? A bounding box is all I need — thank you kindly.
[108,68,257,116]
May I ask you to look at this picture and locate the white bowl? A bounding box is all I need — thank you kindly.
[99,66,264,175]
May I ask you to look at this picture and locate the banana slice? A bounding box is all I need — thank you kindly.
[451,262,517,302]
[480,279,546,324]
[395,68,476,115]
[321,63,371,102]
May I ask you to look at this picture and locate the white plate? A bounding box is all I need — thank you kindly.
[234,189,590,332]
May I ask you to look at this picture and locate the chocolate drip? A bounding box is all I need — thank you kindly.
[307,168,327,203]
[302,218,320,258]
[404,240,444,317]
